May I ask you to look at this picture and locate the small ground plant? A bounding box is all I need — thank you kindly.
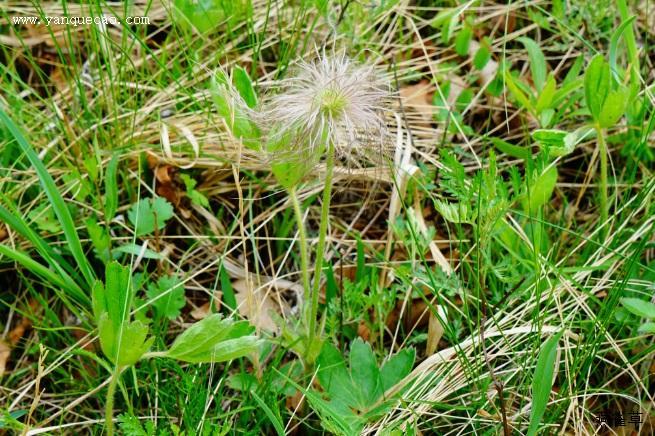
[0,1,654,435]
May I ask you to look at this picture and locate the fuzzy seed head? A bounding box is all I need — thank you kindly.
[262,52,390,164]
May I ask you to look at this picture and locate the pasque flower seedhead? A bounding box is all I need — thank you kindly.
[262,52,390,163]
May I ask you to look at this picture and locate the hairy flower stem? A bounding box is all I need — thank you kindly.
[306,142,335,362]
[596,125,608,240]
[105,367,123,436]
[290,187,311,306]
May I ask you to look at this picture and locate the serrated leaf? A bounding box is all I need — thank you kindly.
[350,338,382,406]
[180,174,209,207]
[434,200,472,224]
[93,262,153,366]
[127,197,174,236]
[620,298,655,319]
[584,55,610,122]
[166,314,259,363]
[146,275,186,320]
[518,37,547,92]
[86,218,111,263]
[92,261,132,328]
[280,372,364,435]
[98,315,153,366]
[380,348,415,392]
[317,342,358,409]
[527,331,562,436]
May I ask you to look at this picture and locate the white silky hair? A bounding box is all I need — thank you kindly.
[261,51,391,163]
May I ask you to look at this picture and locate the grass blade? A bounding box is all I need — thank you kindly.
[528,331,562,436]
[0,108,96,288]
[0,245,86,303]
[250,391,285,436]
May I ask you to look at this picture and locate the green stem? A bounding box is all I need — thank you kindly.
[105,367,122,436]
[596,125,608,239]
[289,187,311,303]
[306,142,335,360]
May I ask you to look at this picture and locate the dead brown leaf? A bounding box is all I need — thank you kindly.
[0,341,10,377]
[190,291,222,320]
[233,279,285,334]
[399,80,435,123]
[8,299,38,345]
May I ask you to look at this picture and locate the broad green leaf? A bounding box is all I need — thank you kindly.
[99,315,154,366]
[92,261,132,328]
[535,74,556,113]
[127,197,174,236]
[598,87,629,128]
[535,126,593,157]
[166,314,259,363]
[473,44,491,70]
[350,338,382,406]
[112,244,163,260]
[146,275,186,320]
[524,165,558,215]
[620,298,655,319]
[518,37,547,92]
[539,108,555,128]
[210,75,260,150]
[317,342,358,408]
[0,109,96,288]
[584,55,610,122]
[504,70,534,112]
[489,137,531,160]
[267,130,315,189]
[454,26,472,56]
[220,265,237,311]
[280,372,364,435]
[430,8,458,43]
[233,66,257,108]
[105,153,119,222]
[527,331,562,436]
[532,128,583,156]
[380,348,415,392]
[173,0,225,33]
[638,322,655,334]
[27,204,61,234]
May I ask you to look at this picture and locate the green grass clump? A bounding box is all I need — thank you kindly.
[1,1,654,434]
